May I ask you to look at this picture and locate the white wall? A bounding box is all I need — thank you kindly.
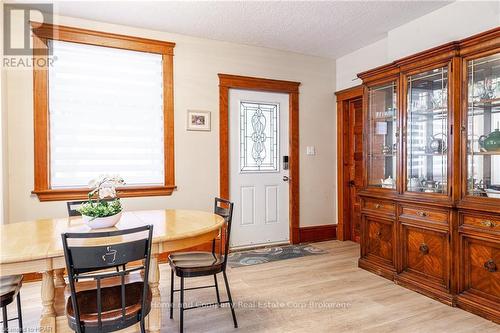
[0,3,8,225]
[5,15,337,227]
[336,1,500,90]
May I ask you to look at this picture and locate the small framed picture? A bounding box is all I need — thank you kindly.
[187,110,211,131]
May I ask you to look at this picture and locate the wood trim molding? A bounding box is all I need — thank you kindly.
[218,74,300,93]
[299,224,337,243]
[32,23,176,201]
[218,74,301,244]
[33,186,177,202]
[31,22,175,54]
[335,85,363,100]
[335,85,363,241]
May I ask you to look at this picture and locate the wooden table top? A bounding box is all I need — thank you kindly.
[0,209,224,265]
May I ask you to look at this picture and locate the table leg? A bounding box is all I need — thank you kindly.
[40,270,56,332]
[54,268,66,288]
[148,256,161,333]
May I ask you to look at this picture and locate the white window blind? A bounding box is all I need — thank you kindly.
[48,40,165,188]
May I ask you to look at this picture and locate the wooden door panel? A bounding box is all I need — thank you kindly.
[402,224,449,287]
[366,217,394,263]
[462,236,500,302]
[349,98,363,243]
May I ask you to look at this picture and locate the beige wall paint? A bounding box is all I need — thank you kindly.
[5,15,337,227]
[336,1,500,90]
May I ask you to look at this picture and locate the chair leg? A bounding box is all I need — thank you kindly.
[214,274,221,307]
[222,270,238,328]
[179,276,185,333]
[2,305,7,333]
[16,292,23,331]
[140,318,146,333]
[170,269,174,319]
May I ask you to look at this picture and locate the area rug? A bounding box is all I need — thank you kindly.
[228,244,327,268]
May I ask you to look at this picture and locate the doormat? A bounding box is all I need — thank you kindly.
[227,244,327,268]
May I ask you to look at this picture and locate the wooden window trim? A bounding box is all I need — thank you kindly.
[31,23,176,201]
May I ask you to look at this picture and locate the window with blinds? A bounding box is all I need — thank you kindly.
[48,40,165,188]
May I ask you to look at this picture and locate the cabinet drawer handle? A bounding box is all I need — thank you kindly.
[416,211,428,217]
[419,243,429,255]
[374,203,383,209]
[376,231,382,238]
[480,220,496,228]
[483,259,497,273]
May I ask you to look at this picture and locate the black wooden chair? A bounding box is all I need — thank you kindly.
[61,225,153,333]
[168,197,237,333]
[0,275,23,332]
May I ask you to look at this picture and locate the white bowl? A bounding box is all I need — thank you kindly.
[82,211,122,229]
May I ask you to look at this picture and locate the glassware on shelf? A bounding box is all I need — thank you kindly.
[406,66,449,194]
[367,81,398,189]
[467,53,500,197]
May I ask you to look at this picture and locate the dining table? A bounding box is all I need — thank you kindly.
[0,209,225,333]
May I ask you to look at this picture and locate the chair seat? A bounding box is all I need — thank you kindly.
[169,252,224,277]
[0,275,23,307]
[66,281,151,330]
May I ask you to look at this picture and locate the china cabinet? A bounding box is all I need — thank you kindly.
[356,27,500,323]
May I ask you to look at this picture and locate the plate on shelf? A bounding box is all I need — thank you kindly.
[485,188,500,199]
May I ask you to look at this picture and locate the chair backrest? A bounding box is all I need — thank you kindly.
[213,197,234,268]
[66,200,86,217]
[61,225,153,332]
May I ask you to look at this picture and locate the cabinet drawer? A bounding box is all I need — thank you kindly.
[400,206,448,224]
[462,215,500,232]
[362,198,395,216]
[401,224,449,289]
[460,235,500,303]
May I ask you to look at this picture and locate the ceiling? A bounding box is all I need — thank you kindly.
[50,1,452,59]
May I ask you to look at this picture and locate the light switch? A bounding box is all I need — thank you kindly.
[306,146,316,156]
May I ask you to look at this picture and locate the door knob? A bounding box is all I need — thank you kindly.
[283,176,290,182]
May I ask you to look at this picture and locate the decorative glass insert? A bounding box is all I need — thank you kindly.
[367,82,398,189]
[467,53,500,198]
[240,101,279,172]
[406,66,449,194]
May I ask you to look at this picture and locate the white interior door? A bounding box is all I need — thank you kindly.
[229,89,290,248]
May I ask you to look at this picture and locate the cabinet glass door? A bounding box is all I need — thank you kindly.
[367,82,397,189]
[406,67,449,194]
[467,53,500,198]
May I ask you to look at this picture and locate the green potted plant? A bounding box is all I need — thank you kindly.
[78,175,125,229]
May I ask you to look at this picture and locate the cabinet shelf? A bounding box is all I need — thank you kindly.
[468,151,500,156]
[373,116,397,121]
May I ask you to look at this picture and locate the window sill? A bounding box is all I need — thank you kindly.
[32,185,177,202]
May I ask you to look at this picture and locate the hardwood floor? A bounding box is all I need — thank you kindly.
[7,241,498,332]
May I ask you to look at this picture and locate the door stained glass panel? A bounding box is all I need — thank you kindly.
[240,101,279,172]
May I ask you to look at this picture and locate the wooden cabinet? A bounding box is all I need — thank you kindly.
[355,27,500,323]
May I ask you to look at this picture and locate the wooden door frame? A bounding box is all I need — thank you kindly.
[218,74,301,244]
[335,85,364,241]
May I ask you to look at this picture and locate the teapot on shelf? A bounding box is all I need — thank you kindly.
[408,177,423,191]
[380,176,395,189]
[479,122,500,152]
[427,133,447,154]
